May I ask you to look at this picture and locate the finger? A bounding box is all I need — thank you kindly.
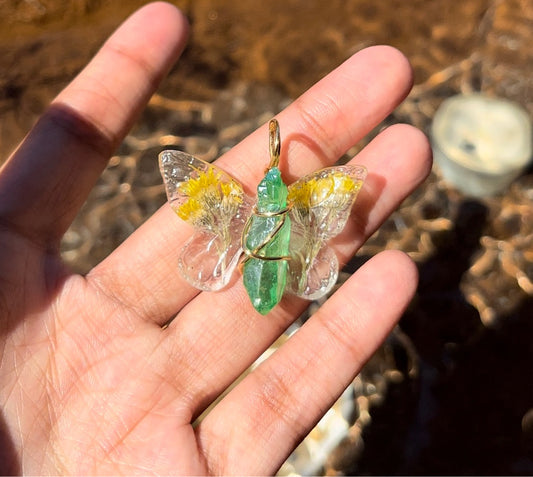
[195,250,418,475]
[150,123,430,417]
[0,2,188,244]
[90,45,415,323]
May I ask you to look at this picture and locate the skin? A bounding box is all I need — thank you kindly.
[0,2,432,475]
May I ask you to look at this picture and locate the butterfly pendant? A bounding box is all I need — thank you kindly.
[159,119,366,315]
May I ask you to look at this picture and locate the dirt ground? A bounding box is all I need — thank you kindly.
[5,0,529,158]
[1,0,533,475]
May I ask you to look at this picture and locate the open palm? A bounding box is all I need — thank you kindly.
[0,3,431,475]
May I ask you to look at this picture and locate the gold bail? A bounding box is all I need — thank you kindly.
[268,119,281,169]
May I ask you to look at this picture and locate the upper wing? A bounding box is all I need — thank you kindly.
[286,165,366,299]
[159,150,253,291]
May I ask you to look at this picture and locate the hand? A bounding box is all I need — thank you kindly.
[0,2,431,474]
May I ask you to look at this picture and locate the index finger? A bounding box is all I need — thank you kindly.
[0,2,188,245]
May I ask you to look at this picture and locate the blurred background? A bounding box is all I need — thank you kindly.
[1,0,533,474]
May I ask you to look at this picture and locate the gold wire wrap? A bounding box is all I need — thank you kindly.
[239,118,290,269]
[268,119,281,169]
[240,204,292,264]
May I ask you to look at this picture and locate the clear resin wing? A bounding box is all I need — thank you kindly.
[286,165,367,300]
[159,150,253,291]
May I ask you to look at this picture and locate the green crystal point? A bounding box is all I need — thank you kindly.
[243,167,291,314]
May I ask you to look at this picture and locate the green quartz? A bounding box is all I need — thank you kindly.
[243,167,291,314]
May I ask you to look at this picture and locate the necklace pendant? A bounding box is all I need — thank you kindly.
[159,117,367,316]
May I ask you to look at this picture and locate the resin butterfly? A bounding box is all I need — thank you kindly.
[159,119,366,315]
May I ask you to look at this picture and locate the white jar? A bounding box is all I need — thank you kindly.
[431,94,532,197]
